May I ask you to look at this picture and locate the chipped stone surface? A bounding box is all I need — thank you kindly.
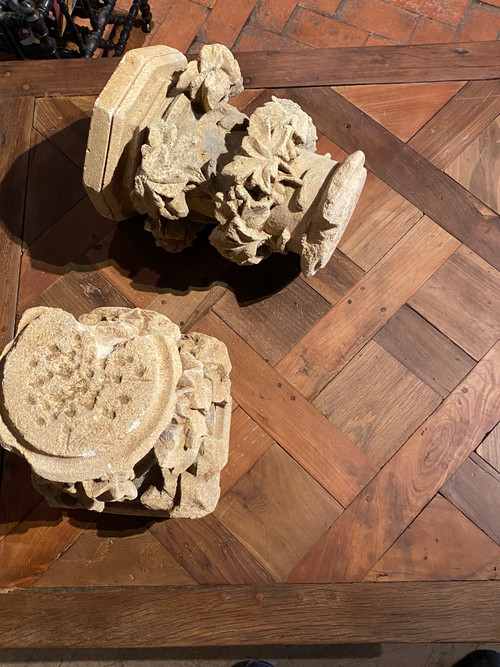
[0,307,231,519]
[85,43,366,277]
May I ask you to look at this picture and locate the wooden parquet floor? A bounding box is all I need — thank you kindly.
[0,42,499,647]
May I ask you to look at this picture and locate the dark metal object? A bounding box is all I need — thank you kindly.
[0,0,151,59]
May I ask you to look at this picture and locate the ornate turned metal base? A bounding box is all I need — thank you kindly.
[0,0,151,59]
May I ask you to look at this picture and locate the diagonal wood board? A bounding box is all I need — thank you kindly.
[0,43,499,647]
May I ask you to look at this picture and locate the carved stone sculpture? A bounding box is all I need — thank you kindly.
[84,44,367,277]
[0,306,231,518]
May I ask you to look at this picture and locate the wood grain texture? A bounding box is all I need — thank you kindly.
[33,97,91,170]
[195,311,378,507]
[0,97,33,350]
[409,245,500,360]
[477,423,500,473]
[146,284,228,332]
[313,340,441,466]
[85,220,233,310]
[32,265,132,318]
[440,456,500,546]
[288,86,500,271]
[220,408,274,497]
[0,453,42,542]
[213,270,331,365]
[471,450,500,484]
[446,116,500,214]
[365,495,500,581]
[301,250,364,305]
[333,81,464,142]
[375,305,476,398]
[337,173,422,271]
[24,128,85,247]
[17,196,116,314]
[0,502,92,588]
[276,217,460,399]
[1,50,500,644]
[1,583,500,646]
[288,339,500,582]
[412,79,500,171]
[336,78,500,271]
[215,445,342,581]
[1,43,499,99]
[148,512,275,585]
[33,515,196,587]
[234,43,500,87]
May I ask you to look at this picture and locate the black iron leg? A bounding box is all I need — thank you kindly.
[20,0,59,57]
[139,0,151,33]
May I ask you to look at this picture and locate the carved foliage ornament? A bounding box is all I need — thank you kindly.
[84,44,367,277]
[0,307,231,518]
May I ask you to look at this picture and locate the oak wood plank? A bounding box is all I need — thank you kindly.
[1,582,499,646]
[2,44,499,98]
[440,456,500,546]
[148,513,275,585]
[0,97,33,511]
[333,82,464,142]
[67,94,97,116]
[0,454,42,542]
[336,173,422,272]
[276,217,460,400]
[220,408,274,497]
[236,43,500,88]
[408,245,500,361]
[336,79,500,271]
[85,220,233,309]
[365,495,500,581]
[0,502,93,588]
[287,340,500,582]
[33,97,91,170]
[195,311,378,507]
[213,267,331,365]
[33,515,196,587]
[301,249,364,306]
[215,445,342,581]
[32,264,133,318]
[471,449,500,484]
[446,116,500,215]
[477,423,500,474]
[0,97,33,351]
[288,86,500,271]
[24,128,85,247]
[17,196,116,314]
[375,305,476,398]
[146,284,228,333]
[313,340,441,467]
[411,79,500,170]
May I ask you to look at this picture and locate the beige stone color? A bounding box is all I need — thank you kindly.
[84,44,366,276]
[0,307,231,518]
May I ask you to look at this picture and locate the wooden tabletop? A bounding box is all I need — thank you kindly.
[0,42,499,648]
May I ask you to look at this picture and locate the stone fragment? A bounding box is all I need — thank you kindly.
[84,43,366,277]
[84,46,188,220]
[0,307,231,518]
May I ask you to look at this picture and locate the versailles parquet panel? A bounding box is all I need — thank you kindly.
[0,43,499,646]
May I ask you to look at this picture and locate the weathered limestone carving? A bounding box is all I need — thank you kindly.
[84,44,366,277]
[0,307,231,518]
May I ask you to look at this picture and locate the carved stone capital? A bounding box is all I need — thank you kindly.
[0,307,231,518]
[84,44,367,277]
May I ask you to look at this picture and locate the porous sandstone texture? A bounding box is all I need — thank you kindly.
[84,44,367,277]
[0,307,231,518]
